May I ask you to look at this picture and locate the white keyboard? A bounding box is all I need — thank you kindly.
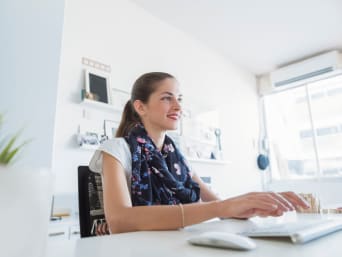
[242,219,342,244]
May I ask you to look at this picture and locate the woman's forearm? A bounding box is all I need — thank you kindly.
[106,200,220,233]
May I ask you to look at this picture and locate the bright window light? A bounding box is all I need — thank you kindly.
[263,75,342,180]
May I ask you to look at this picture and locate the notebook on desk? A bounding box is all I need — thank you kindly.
[241,218,342,244]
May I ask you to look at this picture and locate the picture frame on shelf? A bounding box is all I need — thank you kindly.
[111,88,130,109]
[104,120,118,139]
[84,68,111,104]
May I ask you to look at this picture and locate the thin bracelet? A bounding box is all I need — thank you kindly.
[179,203,185,228]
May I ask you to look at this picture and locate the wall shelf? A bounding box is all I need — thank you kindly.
[80,99,122,113]
[79,144,99,151]
[187,158,231,165]
[183,136,216,146]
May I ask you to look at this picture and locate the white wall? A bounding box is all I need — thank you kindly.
[0,0,65,170]
[53,0,261,197]
[218,77,261,197]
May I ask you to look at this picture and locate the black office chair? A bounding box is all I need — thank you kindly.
[78,166,109,237]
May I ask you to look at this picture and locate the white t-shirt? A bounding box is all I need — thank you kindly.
[89,137,132,190]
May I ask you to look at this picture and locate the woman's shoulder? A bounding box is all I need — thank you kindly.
[89,137,132,174]
[100,137,128,149]
[96,137,130,158]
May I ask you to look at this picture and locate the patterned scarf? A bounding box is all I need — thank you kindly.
[125,124,200,206]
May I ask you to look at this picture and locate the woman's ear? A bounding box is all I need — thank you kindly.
[133,100,146,116]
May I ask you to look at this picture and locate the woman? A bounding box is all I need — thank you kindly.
[89,72,308,234]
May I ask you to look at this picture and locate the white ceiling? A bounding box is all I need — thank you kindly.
[132,0,342,75]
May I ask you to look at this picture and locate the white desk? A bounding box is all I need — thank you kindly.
[48,215,80,240]
[46,214,342,257]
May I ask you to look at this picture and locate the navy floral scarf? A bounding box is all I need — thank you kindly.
[125,124,200,206]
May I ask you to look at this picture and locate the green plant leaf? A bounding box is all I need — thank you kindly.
[0,114,29,165]
[5,139,30,164]
[0,136,18,164]
[3,147,20,164]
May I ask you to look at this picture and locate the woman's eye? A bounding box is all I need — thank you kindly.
[161,96,182,103]
[162,96,172,101]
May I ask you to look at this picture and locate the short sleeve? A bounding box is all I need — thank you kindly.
[89,137,132,177]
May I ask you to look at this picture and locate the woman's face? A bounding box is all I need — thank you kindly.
[136,78,182,132]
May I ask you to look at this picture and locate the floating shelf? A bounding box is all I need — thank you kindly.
[79,144,99,151]
[182,136,216,146]
[80,99,122,112]
[187,158,231,165]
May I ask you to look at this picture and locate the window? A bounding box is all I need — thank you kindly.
[263,75,342,180]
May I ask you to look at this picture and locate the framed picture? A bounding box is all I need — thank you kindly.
[111,88,130,109]
[84,68,111,104]
[104,120,118,139]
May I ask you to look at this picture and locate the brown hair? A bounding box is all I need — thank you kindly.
[116,72,175,137]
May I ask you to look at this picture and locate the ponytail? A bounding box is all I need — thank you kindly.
[116,100,141,137]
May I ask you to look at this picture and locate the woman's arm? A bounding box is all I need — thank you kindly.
[102,152,219,233]
[191,173,220,202]
[102,153,309,234]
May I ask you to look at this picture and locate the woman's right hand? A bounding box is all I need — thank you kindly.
[217,191,309,219]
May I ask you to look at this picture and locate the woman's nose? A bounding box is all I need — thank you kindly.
[173,99,181,110]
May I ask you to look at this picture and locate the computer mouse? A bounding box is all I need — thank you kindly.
[187,231,256,250]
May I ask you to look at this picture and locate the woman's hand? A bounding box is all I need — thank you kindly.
[278,191,310,211]
[217,191,309,219]
[95,221,110,236]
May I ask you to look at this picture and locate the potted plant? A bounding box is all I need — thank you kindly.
[0,113,29,166]
[0,113,53,257]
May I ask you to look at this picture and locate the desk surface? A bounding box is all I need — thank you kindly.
[46,214,342,257]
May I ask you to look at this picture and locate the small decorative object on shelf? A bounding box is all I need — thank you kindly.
[181,115,223,161]
[81,89,97,101]
[77,132,100,150]
[77,121,103,150]
[82,57,111,73]
[212,128,224,160]
[180,127,224,161]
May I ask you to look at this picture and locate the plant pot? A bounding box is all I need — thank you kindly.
[0,166,53,257]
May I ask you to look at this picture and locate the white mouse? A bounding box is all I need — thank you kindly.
[187,231,256,250]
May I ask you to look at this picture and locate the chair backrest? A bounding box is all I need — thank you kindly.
[78,166,107,237]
